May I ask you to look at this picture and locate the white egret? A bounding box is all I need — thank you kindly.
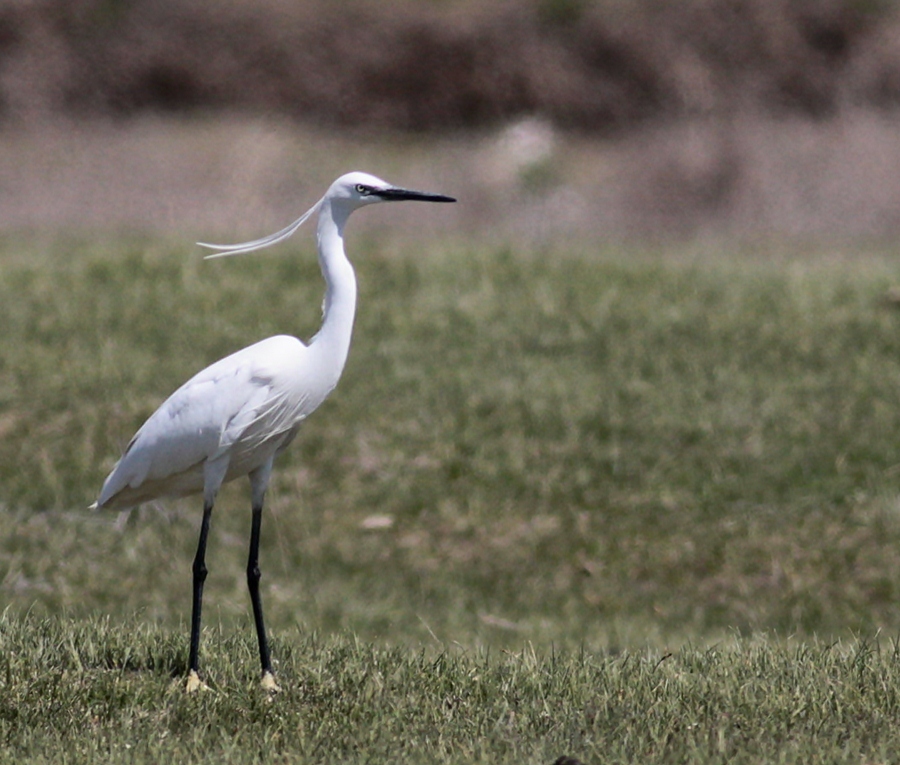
[94,172,456,692]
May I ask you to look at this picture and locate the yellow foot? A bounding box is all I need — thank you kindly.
[260,671,281,693]
[185,670,209,693]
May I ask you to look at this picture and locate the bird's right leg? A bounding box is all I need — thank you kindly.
[187,500,214,692]
[247,501,279,691]
[247,458,280,692]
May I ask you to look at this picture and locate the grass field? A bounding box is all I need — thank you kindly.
[2,232,900,762]
[6,613,900,764]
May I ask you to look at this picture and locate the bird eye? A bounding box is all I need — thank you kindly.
[355,184,371,195]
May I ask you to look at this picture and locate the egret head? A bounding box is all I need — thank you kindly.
[328,171,457,209]
[199,171,455,258]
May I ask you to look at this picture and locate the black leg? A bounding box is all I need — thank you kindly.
[247,502,273,677]
[188,501,214,684]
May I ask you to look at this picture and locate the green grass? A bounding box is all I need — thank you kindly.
[2,234,900,761]
[4,613,900,763]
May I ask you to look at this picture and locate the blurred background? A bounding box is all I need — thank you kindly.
[1,0,900,243]
[5,0,900,652]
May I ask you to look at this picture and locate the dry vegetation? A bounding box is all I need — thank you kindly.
[1,0,899,131]
[0,0,899,241]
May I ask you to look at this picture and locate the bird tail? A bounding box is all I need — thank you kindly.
[89,497,132,531]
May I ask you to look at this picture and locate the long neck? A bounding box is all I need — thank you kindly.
[309,198,357,381]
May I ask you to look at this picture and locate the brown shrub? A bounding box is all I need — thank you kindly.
[0,0,897,131]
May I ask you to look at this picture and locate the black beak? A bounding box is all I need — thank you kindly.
[376,187,457,203]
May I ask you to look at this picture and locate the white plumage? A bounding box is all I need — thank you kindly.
[98,335,323,509]
[94,171,455,691]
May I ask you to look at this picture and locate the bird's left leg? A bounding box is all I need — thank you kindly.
[248,459,280,692]
[186,500,214,692]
